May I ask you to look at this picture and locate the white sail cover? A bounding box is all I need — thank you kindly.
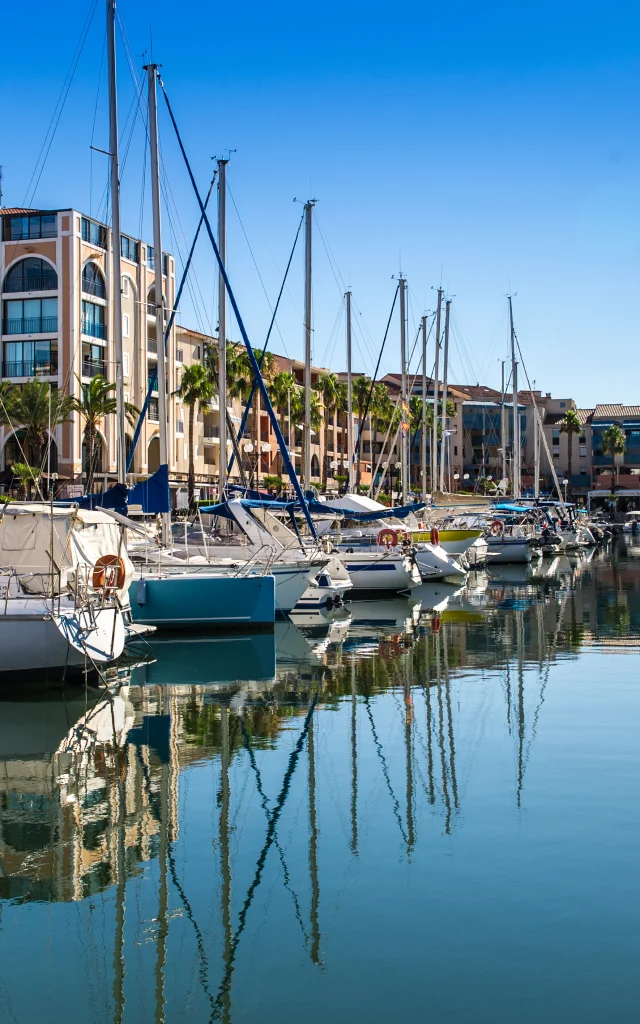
[0,503,134,599]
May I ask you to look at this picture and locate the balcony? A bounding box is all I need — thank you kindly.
[147,375,159,393]
[3,359,58,378]
[81,277,106,299]
[147,338,158,354]
[3,316,58,335]
[82,359,105,378]
[81,316,105,339]
[3,275,58,294]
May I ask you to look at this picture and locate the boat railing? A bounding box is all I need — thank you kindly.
[0,562,123,617]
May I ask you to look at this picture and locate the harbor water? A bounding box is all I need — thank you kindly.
[0,539,638,1022]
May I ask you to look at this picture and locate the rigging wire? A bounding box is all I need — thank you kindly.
[227,181,293,358]
[23,0,100,207]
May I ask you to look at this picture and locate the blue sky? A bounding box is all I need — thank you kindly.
[2,0,638,405]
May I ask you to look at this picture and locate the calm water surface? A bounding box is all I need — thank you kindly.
[1,540,639,1023]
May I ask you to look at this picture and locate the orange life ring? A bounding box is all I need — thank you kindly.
[377,528,398,549]
[491,519,504,537]
[430,527,440,546]
[92,554,126,591]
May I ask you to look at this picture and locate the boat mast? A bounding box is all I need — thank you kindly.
[303,200,315,493]
[500,360,507,487]
[509,296,521,497]
[534,399,540,498]
[431,288,443,493]
[145,62,170,543]
[346,289,353,492]
[399,275,408,504]
[106,0,126,484]
[421,314,428,503]
[438,298,451,493]
[217,158,228,499]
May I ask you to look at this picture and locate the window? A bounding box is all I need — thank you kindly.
[81,300,106,339]
[552,428,560,441]
[579,446,587,458]
[176,419,184,434]
[146,247,169,273]
[81,262,106,299]
[553,451,560,459]
[123,352,130,377]
[454,445,458,456]
[559,401,566,408]
[3,340,57,377]
[3,213,57,241]
[4,258,57,293]
[120,235,139,262]
[176,348,183,363]
[204,446,215,465]
[123,313,130,338]
[3,297,57,334]
[122,276,130,297]
[149,398,159,421]
[81,217,107,248]
[82,343,105,378]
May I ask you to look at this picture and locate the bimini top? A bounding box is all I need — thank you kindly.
[200,497,428,524]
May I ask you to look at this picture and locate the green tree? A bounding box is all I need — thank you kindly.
[601,424,626,494]
[316,373,341,485]
[11,462,41,500]
[2,380,76,492]
[352,376,372,485]
[174,363,216,510]
[559,408,582,499]
[71,376,138,494]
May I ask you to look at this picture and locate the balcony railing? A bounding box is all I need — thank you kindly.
[147,338,158,353]
[3,316,58,335]
[3,359,58,378]
[82,359,105,378]
[4,275,58,294]
[81,278,106,299]
[203,425,220,438]
[81,316,105,339]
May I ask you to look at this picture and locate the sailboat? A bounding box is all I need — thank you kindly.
[0,501,128,675]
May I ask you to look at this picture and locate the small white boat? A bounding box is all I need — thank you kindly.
[0,502,130,675]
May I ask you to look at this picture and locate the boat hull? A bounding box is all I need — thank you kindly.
[128,573,275,630]
[485,537,533,564]
[0,605,125,673]
[338,551,421,593]
[415,543,467,580]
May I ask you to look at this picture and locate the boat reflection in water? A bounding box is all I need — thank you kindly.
[0,542,639,1022]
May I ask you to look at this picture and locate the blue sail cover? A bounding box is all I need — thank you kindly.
[129,464,171,513]
[77,483,129,515]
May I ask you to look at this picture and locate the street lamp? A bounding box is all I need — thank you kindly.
[562,477,569,502]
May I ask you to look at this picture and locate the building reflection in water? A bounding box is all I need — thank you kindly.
[0,542,639,1021]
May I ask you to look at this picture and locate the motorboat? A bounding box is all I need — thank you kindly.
[0,502,130,676]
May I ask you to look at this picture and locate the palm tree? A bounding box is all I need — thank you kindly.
[559,408,582,499]
[174,363,216,510]
[2,380,75,484]
[71,376,138,494]
[316,373,341,485]
[352,376,372,485]
[601,424,626,494]
[11,462,41,500]
[269,371,298,448]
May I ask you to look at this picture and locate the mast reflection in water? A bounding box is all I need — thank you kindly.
[1,540,639,1023]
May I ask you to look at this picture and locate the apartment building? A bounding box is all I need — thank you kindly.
[0,206,245,501]
[541,404,640,496]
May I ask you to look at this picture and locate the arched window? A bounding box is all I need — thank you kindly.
[148,436,160,473]
[311,454,320,478]
[82,262,106,299]
[4,257,57,294]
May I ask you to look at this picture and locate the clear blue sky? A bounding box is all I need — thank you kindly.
[2,0,638,406]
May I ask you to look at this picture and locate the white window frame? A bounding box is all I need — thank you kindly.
[123,313,130,338]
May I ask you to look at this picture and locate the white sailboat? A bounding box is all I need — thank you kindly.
[0,502,129,674]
